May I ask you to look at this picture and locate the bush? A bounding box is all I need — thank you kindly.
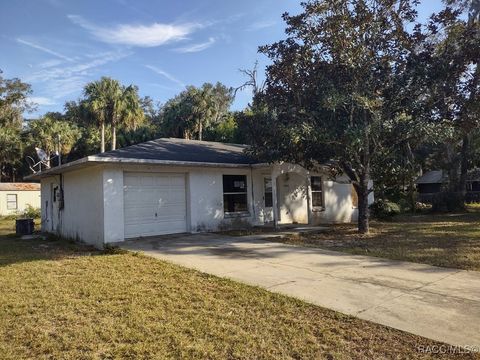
[397,198,412,213]
[1,214,18,221]
[369,199,400,220]
[415,202,431,211]
[21,205,41,219]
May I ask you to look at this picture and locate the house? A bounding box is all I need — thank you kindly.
[27,138,373,247]
[0,183,41,216]
[466,168,480,203]
[415,169,480,203]
[415,170,447,203]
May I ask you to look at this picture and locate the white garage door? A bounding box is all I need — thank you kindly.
[124,172,187,238]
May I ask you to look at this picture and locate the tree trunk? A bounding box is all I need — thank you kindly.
[100,122,105,153]
[357,174,370,234]
[405,142,416,213]
[358,116,371,234]
[409,177,416,214]
[445,142,458,192]
[458,133,469,196]
[112,124,116,151]
[198,121,203,141]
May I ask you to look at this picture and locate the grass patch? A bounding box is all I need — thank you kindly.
[276,207,480,271]
[0,218,477,359]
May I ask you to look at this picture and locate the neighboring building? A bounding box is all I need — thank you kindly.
[415,169,480,203]
[27,138,373,247]
[0,183,41,216]
[415,170,447,203]
[466,168,480,203]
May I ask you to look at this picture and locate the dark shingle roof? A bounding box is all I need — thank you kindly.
[95,138,258,165]
[415,170,447,184]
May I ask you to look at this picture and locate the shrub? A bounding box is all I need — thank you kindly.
[369,199,400,220]
[22,205,41,219]
[397,198,412,213]
[415,202,431,211]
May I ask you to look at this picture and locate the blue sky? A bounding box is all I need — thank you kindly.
[0,0,443,117]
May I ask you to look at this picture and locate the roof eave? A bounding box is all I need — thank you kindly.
[24,157,92,180]
[24,156,260,180]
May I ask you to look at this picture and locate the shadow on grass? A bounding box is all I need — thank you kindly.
[0,234,103,267]
[280,211,480,271]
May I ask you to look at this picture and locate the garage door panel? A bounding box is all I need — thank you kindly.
[124,210,186,223]
[123,173,187,238]
[125,220,186,237]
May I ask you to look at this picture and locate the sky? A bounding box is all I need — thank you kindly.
[0,0,444,118]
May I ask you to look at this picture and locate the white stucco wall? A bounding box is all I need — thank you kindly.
[39,161,374,246]
[269,164,373,225]
[40,180,52,231]
[97,164,257,240]
[0,190,40,216]
[277,172,309,224]
[312,180,355,223]
[104,163,369,237]
[40,166,104,247]
[103,168,125,243]
[188,167,255,231]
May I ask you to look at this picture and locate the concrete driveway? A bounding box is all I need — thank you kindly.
[118,233,480,348]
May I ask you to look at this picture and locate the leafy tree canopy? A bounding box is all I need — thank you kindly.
[161,82,234,140]
[249,0,432,233]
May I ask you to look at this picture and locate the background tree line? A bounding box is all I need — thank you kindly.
[0,75,255,182]
[0,0,478,233]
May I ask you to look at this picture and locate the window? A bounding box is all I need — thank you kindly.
[6,194,17,210]
[264,177,273,207]
[223,175,248,214]
[311,176,323,208]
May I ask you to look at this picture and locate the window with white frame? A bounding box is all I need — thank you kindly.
[311,176,324,208]
[223,175,248,214]
[6,194,17,210]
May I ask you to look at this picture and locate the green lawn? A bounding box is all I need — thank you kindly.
[0,218,477,359]
[277,207,480,271]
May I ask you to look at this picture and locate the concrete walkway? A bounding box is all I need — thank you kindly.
[118,233,480,347]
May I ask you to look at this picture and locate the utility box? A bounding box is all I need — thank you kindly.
[16,218,34,236]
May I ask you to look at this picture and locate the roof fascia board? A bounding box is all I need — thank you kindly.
[88,156,254,168]
[25,156,256,180]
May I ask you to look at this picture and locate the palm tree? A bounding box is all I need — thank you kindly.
[84,78,144,151]
[112,85,144,150]
[84,78,116,153]
[28,115,81,166]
